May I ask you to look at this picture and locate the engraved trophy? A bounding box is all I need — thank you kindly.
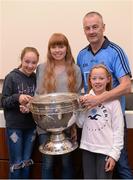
[30,92,80,155]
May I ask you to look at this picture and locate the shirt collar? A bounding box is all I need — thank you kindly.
[88,36,110,52]
[89,89,96,96]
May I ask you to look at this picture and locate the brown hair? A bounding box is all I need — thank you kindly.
[41,33,76,94]
[19,47,39,68]
[88,64,112,92]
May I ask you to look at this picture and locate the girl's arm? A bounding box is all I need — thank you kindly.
[108,100,124,161]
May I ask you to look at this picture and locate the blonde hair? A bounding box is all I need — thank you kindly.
[41,33,76,94]
[88,64,112,92]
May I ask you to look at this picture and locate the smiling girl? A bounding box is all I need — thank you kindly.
[1,47,39,179]
[77,64,124,179]
[36,33,82,179]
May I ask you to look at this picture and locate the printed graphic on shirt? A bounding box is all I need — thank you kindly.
[85,104,109,131]
[88,114,101,120]
[17,83,35,96]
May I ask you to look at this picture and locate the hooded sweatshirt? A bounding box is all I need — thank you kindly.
[1,68,36,129]
[76,89,124,161]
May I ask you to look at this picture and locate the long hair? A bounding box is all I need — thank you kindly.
[41,33,76,94]
[88,64,112,92]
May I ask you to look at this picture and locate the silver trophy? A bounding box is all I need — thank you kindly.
[30,92,80,155]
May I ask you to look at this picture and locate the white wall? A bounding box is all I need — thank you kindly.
[0,0,133,80]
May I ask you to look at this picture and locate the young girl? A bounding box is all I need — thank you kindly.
[36,33,82,179]
[1,47,39,179]
[77,64,124,179]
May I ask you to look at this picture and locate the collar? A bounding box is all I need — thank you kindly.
[89,89,96,96]
[88,36,110,53]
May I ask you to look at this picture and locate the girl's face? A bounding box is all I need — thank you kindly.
[21,51,38,76]
[50,44,67,61]
[90,67,110,95]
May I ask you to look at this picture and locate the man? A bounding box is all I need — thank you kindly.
[77,11,133,179]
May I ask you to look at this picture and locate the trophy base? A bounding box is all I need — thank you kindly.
[39,138,78,155]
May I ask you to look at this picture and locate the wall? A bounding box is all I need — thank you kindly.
[0,0,133,79]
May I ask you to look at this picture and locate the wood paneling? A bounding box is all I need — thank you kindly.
[0,161,9,179]
[127,129,133,169]
[0,128,8,159]
[0,127,133,178]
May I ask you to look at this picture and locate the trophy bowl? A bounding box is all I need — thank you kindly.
[30,92,80,155]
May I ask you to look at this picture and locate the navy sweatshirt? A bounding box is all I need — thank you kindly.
[1,68,36,129]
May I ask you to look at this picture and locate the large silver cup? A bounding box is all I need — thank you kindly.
[30,92,80,155]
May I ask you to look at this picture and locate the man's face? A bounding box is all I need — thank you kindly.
[83,14,105,45]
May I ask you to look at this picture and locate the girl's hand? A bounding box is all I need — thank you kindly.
[20,104,30,113]
[79,94,101,109]
[105,156,116,172]
[19,94,32,105]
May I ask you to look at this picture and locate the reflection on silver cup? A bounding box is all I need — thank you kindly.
[30,92,80,155]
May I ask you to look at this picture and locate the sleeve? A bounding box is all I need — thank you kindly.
[112,47,132,79]
[1,75,20,109]
[108,100,124,161]
[76,111,85,128]
[77,53,84,81]
[75,65,82,94]
[77,53,89,94]
[67,112,77,127]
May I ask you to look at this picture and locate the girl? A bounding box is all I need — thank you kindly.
[77,64,124,179]
[1,47,39,179]
[36,33,82,179]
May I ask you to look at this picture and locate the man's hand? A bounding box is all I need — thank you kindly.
[79,94,101,109]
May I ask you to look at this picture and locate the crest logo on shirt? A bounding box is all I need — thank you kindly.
[86,104,109,131]
[88,105,108,121]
